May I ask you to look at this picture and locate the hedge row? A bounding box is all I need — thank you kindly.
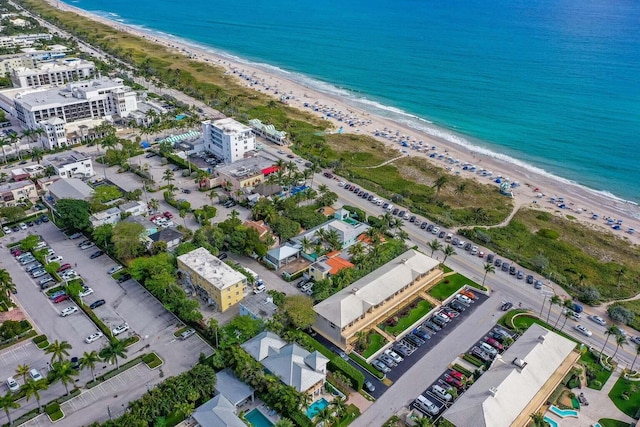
[462,354,485,367]
[452,363,473,378]
[349,352,385,379]
[87,355,145,388]
[299,334,365,391]
[32,334,47,344]
[289,409,313,427]
[73,297,113,341]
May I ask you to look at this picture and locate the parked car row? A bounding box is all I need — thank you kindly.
[2,215,49,235]
[296,278,314,296]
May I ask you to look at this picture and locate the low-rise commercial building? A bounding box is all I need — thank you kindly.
[443,324,579,427]
[177,247,247,312]
[312,249,442,350]
[239,293,278,321]
[89,207,121,228]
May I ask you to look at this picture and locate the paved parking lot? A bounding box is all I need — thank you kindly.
[1,222,213,425]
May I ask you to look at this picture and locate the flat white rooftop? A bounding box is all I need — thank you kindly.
[177,247,246,291]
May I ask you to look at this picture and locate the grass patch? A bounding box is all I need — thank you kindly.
[380,299,433,336]
[360,332,387,359]
[143,352,163,369]
[45,403,63,422]
[608,376,640,418]
[45,286,64,297]
[122,335,140,347]
[429,273,486,301]
[462,208,640,302]
[598,419,631,427]
[452,363,473,378]
[580,350,613,390]
[33,334,49,349]
[335,404,360,427]
[498,311,580,344]
[0,329,37,351]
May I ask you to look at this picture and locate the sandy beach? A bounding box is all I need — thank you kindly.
[43,0,640,246]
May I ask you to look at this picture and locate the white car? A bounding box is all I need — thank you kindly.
[588,315,607,326]
[112,323,129,336]
[384,349,403,363]
[46,255,63,264]
[19,223,27,230]
[574,324,593,337]
[60,306,78,317]
[79,242,95,250]
[6,377,19,392]
[61,271,77,280]
[29,369,43,381]
[2,226,11,234]
[107,265,123,275]
[79,287,94,297]
[253,283,266,294]
[85,332,104,343]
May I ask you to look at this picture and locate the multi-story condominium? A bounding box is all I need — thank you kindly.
[0,33,52,49]
[44,151,94,179]
[177,247,247,312]
[14,77,138,130]
[11,58,96,88]
[0,51,67,75]
[202,118,256,164]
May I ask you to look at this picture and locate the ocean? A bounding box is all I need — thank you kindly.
[65,0,640,202]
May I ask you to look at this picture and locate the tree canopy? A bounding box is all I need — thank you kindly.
[56,199,91,232]
[112,221,146,260]
[282,295,316,329]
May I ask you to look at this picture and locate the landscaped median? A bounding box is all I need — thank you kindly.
[45,403,64,422]
[32,333,49,349]
[86,354,148,389]
[143,352,163,369]
[428,272,487,301]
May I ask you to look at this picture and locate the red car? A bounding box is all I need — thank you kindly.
[163,211,173,219]
[12,249,23,257]
[448,369,465,380]
[57,263,72,273]
[444,374,464,389]
[53,295,69,304]
[485,338,504,351]
[440,309,457,319]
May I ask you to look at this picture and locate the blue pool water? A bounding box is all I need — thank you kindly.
[306,398,329,419]
[245,409,274,427]
[544,416,559,427]
[549,405,579,418]
[175,114,186,120]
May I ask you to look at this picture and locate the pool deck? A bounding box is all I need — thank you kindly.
[545,367,635,427]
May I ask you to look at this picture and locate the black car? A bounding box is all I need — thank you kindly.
[420,222,428,229]
[426,224,434,232]
[89,299,106,309]
[487,253,495,263]
[404,334,424,347]
[438,231,446,238]
[431,316,448,327]
[494,258,503,267]
[26,221,34,227]
[116,274,131,284]
[41,216,49,223]
[526,275,534,284]
[70,357,79,370]
[218,252,228,260]
[449,300,466,312]
[409,215,416,223]
[145,152,156,158]
[501,302,514,311]
[90,250,104,259]
[182,189,191,194]
[392,208,399,215]
[34,218,41,225]
[296,278,308,288]
[367,195,374,201]
[413,328,430,341]
[398,210,406,218]
[11,226,19,232]
[423,320,441,332]
[464,243,472,251]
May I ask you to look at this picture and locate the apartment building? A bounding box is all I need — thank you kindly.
[202,118,256,164]
[44,151,94,179]
[0,180,38,207]
[11,58,96,88]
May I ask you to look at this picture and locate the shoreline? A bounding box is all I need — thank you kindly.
[41,0,640,245]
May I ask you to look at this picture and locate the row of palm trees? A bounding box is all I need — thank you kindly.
[0,338,128,425]
[0,128,46,163]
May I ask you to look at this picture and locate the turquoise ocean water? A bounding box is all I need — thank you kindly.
[66,0,640,202]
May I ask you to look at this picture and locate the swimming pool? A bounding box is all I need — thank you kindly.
[544,416,558,427]
[246,409,274,427]
[549,405,579,418]
[306,397,329,419]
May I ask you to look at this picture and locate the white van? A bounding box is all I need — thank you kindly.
[480,342,498,356]
[385,204,394,212]
[415,394,439,415]
[431,384,452,402]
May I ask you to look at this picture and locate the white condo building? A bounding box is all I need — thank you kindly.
[14,77,137,129]
[44,150,94,179]
[0,33,52,49]
[202,118,256,164]
[11,58,96,88]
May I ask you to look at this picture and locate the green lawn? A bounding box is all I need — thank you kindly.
[380,300,433,336]
[361,332,387,359]
[580,350,613,390]
[608,376,640,418]
[429,273,482,300]
[598,419,631,427]
[499,311,580,344]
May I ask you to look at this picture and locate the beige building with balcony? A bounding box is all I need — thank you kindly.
[177,247,247,312]
[312,249,442,350]
[0,180,38,207]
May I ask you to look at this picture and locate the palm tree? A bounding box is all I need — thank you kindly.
[15,365,30,383]
[45,340,72,363]
[163,169,174,186]
[23,379,47,413]
[482,262,495,287]
[315,407,334,426]
[546,295,561,323]
[0,269,15,297]
[442,244,457,263]
[300,237,313,254]
[396,230,409,243]
[530,412,546,427]
[433,175,449,195]
[99,340,128,369]
[79,350,100,382]
[612,334,628,360]
[0,392,20,426]
[50,361,78,395]
[630,344,640,374]
[30,147,44,164]
[414,416,434,427]
[331,397,347,418]
[600,325,620,359]
[558,299,574,331]
[454,183,467,196]
[427,239,442,257]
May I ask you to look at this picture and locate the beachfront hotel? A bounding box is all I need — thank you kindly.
[202,118,256,164]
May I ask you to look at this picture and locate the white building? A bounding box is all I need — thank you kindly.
[44,151,94,179]
[0,51,67,75]
[202,118,255,164]
[11,58,96,88]
[0,33,52,49]
[39,117,67,149]
[90,207,121,228]
[14,77,138,130]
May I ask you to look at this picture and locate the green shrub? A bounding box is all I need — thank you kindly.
[462,354,485,367]
[548,383,565,405]
[452,363,473,378]
[143,352,163,369]
[32,334,47,344]
[289,410,313,427]
[537,229,559,239]
[45,403,60,415]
